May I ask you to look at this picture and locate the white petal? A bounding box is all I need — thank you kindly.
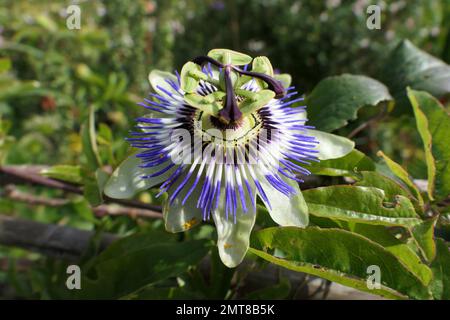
[148,70,179,98]
[163,180,203,233]
[308,129,354,160]
[104,152,174,199]
[212,184,257,268]
[258,175,309,227]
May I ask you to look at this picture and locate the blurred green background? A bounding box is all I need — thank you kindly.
[0,0,449,299]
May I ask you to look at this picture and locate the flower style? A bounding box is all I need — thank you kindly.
[104,49,354,267]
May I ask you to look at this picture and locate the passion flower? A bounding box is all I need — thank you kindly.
[105,49,354,267]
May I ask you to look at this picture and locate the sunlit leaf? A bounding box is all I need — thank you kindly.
[250,227,431,299]
[40,165,83,185]
[377,151,424,206]
[412,217,437,262]
[345,223,432,286]
[408,89,450,201]
[303,186,421,227]
[304,149,375,178]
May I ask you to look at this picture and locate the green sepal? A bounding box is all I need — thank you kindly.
[252,56,274,88]
[180,62,202,93]
[208,49,252,66]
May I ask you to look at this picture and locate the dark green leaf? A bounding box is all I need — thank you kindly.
[75,234,210,299]
[307,74,393,132]
[383,40,450,110]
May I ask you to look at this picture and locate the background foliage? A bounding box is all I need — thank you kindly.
[0,0,449,299]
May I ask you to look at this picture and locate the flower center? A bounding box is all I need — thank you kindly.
[194,111,262,147]
[190,55,287,127]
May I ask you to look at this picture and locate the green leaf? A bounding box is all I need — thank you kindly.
[303,186,422,227]
[40,165,83,185]
[208,49,252,66]
[81,105,102,171]
[377,151,423,205]
[104,152,174,199]
[306,74,393,132]
[255,204,277,228]
[429,238,450,299]
[355,171,412,201]
[304,149,375,178]
[250,227,431,299]
[75,234,210,299]
[408,89,450,201]
[180,62,203,93]
[307,130,354,160]
[345,223,432,286]
[412,217,437,262]
[383,40,450,110]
